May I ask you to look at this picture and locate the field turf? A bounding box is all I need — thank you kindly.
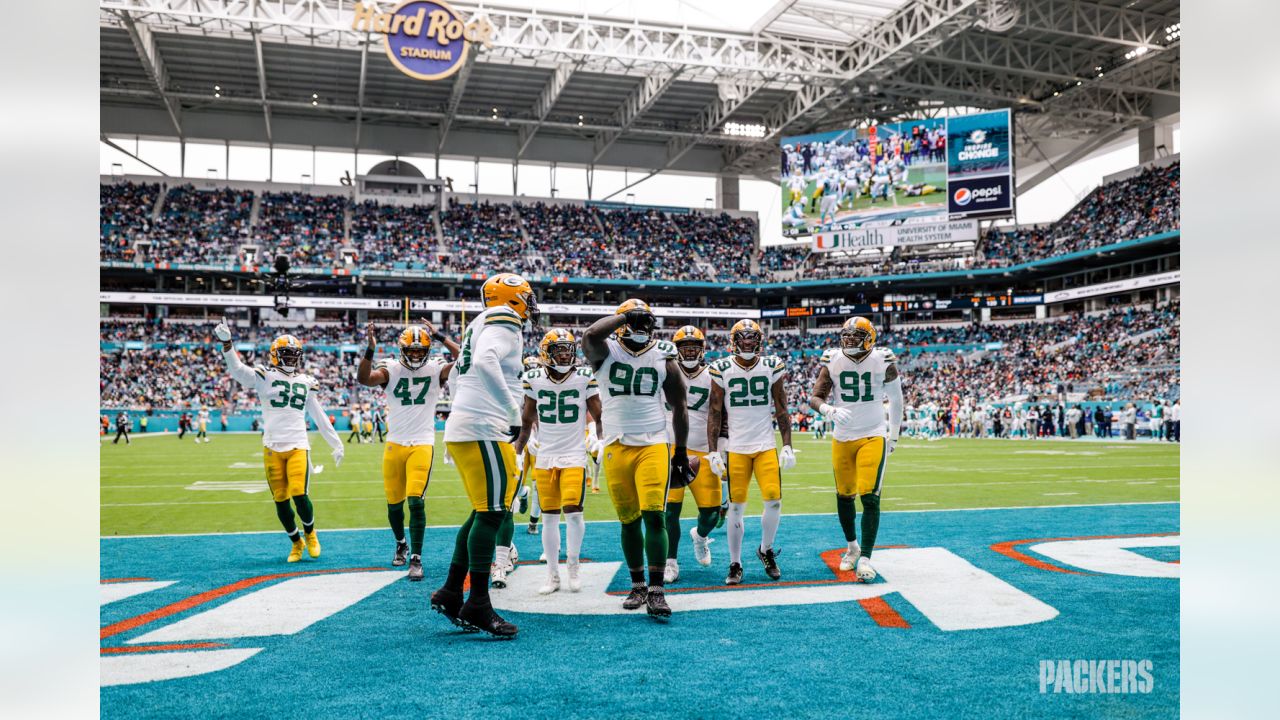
[101,432,1179,536]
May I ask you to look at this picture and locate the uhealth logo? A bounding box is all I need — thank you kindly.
[352,0,494,81]
[953,187,972,206]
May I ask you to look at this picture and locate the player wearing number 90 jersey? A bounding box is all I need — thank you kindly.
[583,299,690,620]
[809,316,904,583]
[707,319,792,586]
[357,324,453,581]
[216,326,343,564]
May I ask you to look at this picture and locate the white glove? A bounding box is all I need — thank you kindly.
[331,447,344,468]
[886,437,897,455]
[707,452,727,478]
[515,451,525,473]
[214,322,232,342]
[588,438,605,456]
[821,403,853,425]
[779,445,797,470]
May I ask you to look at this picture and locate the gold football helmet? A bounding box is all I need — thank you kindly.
[672,325,705,369]
[614,298,656,345]
[482,273,538,321]
[728,319,763,360]
[538,328,577,373]
[397,325,432,369]
[840,316,877,357]
[269,335,303,373]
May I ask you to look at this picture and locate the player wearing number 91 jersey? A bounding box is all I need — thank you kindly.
[808,316,904,583]
[707,319,793,586]
[583,299,691,620]
[214,324,344,564]
[357,323,453,581]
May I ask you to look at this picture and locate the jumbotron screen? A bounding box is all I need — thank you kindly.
[780,109,1013,249]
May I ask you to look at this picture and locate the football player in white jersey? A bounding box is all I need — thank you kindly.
[429,273,537,638]
[663,325,720,582]
[356,323,455,581]
[196,407,211,443]
[707,319,794,585]
[514,329,603,594]
[582,299,691,620]
[214,323,344,563]
[808,316,903,581]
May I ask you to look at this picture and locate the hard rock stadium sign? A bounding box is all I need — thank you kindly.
[352,0,494,81]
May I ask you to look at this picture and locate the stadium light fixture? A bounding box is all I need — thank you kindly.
[724,122,767,138]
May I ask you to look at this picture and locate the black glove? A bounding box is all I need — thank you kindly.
[623,308,656,334]
[508,425,522,442]
[669,446,692,488]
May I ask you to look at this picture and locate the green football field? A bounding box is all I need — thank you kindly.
[780,164,947,227]
[101,433,1179,536]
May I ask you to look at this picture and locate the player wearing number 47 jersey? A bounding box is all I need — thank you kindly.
[583,299,691,620]
[214,323,344,563]
[356,322,458,582]
[514,329,603,596]
[708,319,794,586]
[809,316,904,582]
[663,325,720,583]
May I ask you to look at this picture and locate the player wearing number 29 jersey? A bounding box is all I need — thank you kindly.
[583,298,690,620]
[216,326,343,564]
[809,316,904,583]
[708,319,793,586]
[357,323,453,581]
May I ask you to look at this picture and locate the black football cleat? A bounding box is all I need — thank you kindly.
[429,587,476,632]
[407,555,424,581]
[725,562,744,585]
[622,585,648,610]
[458,600,518,639]
[646,588,672,620]
[757,546,782,581]
[393,540,409,567]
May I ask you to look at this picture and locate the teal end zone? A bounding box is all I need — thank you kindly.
[101,503,1178,718]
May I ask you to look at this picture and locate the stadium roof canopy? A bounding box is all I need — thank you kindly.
[101,0,1179,194]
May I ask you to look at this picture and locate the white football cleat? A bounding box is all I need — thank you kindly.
[664,558,680,584]
[508,544,519,564]
[567,562,582,592]
[538,551,546,563]
[839,542,861,571]
[490,563,508,589]
[689,527,713,567]
[855,556,877,582]
[538,571,561,595]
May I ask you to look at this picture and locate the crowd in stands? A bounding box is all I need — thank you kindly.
[100,159,1178,280]
[980,162,1180,267]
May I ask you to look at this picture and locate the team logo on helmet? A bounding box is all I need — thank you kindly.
[269,335,304,374]
[539,329,578,374]
[482,273,538,323]
[397,325,432,370]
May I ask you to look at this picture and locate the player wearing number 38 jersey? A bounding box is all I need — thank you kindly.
[214,323,344,564]
[809,316,904,583]
[357,323,455,582]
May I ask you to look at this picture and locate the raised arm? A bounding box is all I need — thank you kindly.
[424,319,461,357]
[582,314,627,370]
[357,322,390,387]
[215,321,258,388]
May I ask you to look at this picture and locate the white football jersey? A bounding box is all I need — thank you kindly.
[379,357,447,446]
[444,306,524,442]
[598,337,675,446]
[666,365,712,453]
[244,365,322,451]
[709,355,786,454]
[522,366,598,468]
[822,347,896,441]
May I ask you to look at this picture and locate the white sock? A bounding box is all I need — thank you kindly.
[542,513,560,573]
[565,512,585,564]
[529,485,542,520]
[494,545,510,568]
[727,502,746,565]
[848,540,860,554]
[760,499,782,551]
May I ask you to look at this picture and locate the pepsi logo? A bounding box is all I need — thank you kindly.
[953,188,972,206]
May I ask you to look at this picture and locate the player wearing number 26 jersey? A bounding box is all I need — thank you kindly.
[515,329,602,596]
[432,273,538,639]
[357,323,453,581]
[809,316,904,582]
[707,319,793,586]
[583,299,690,620]
[214,324,343,563]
